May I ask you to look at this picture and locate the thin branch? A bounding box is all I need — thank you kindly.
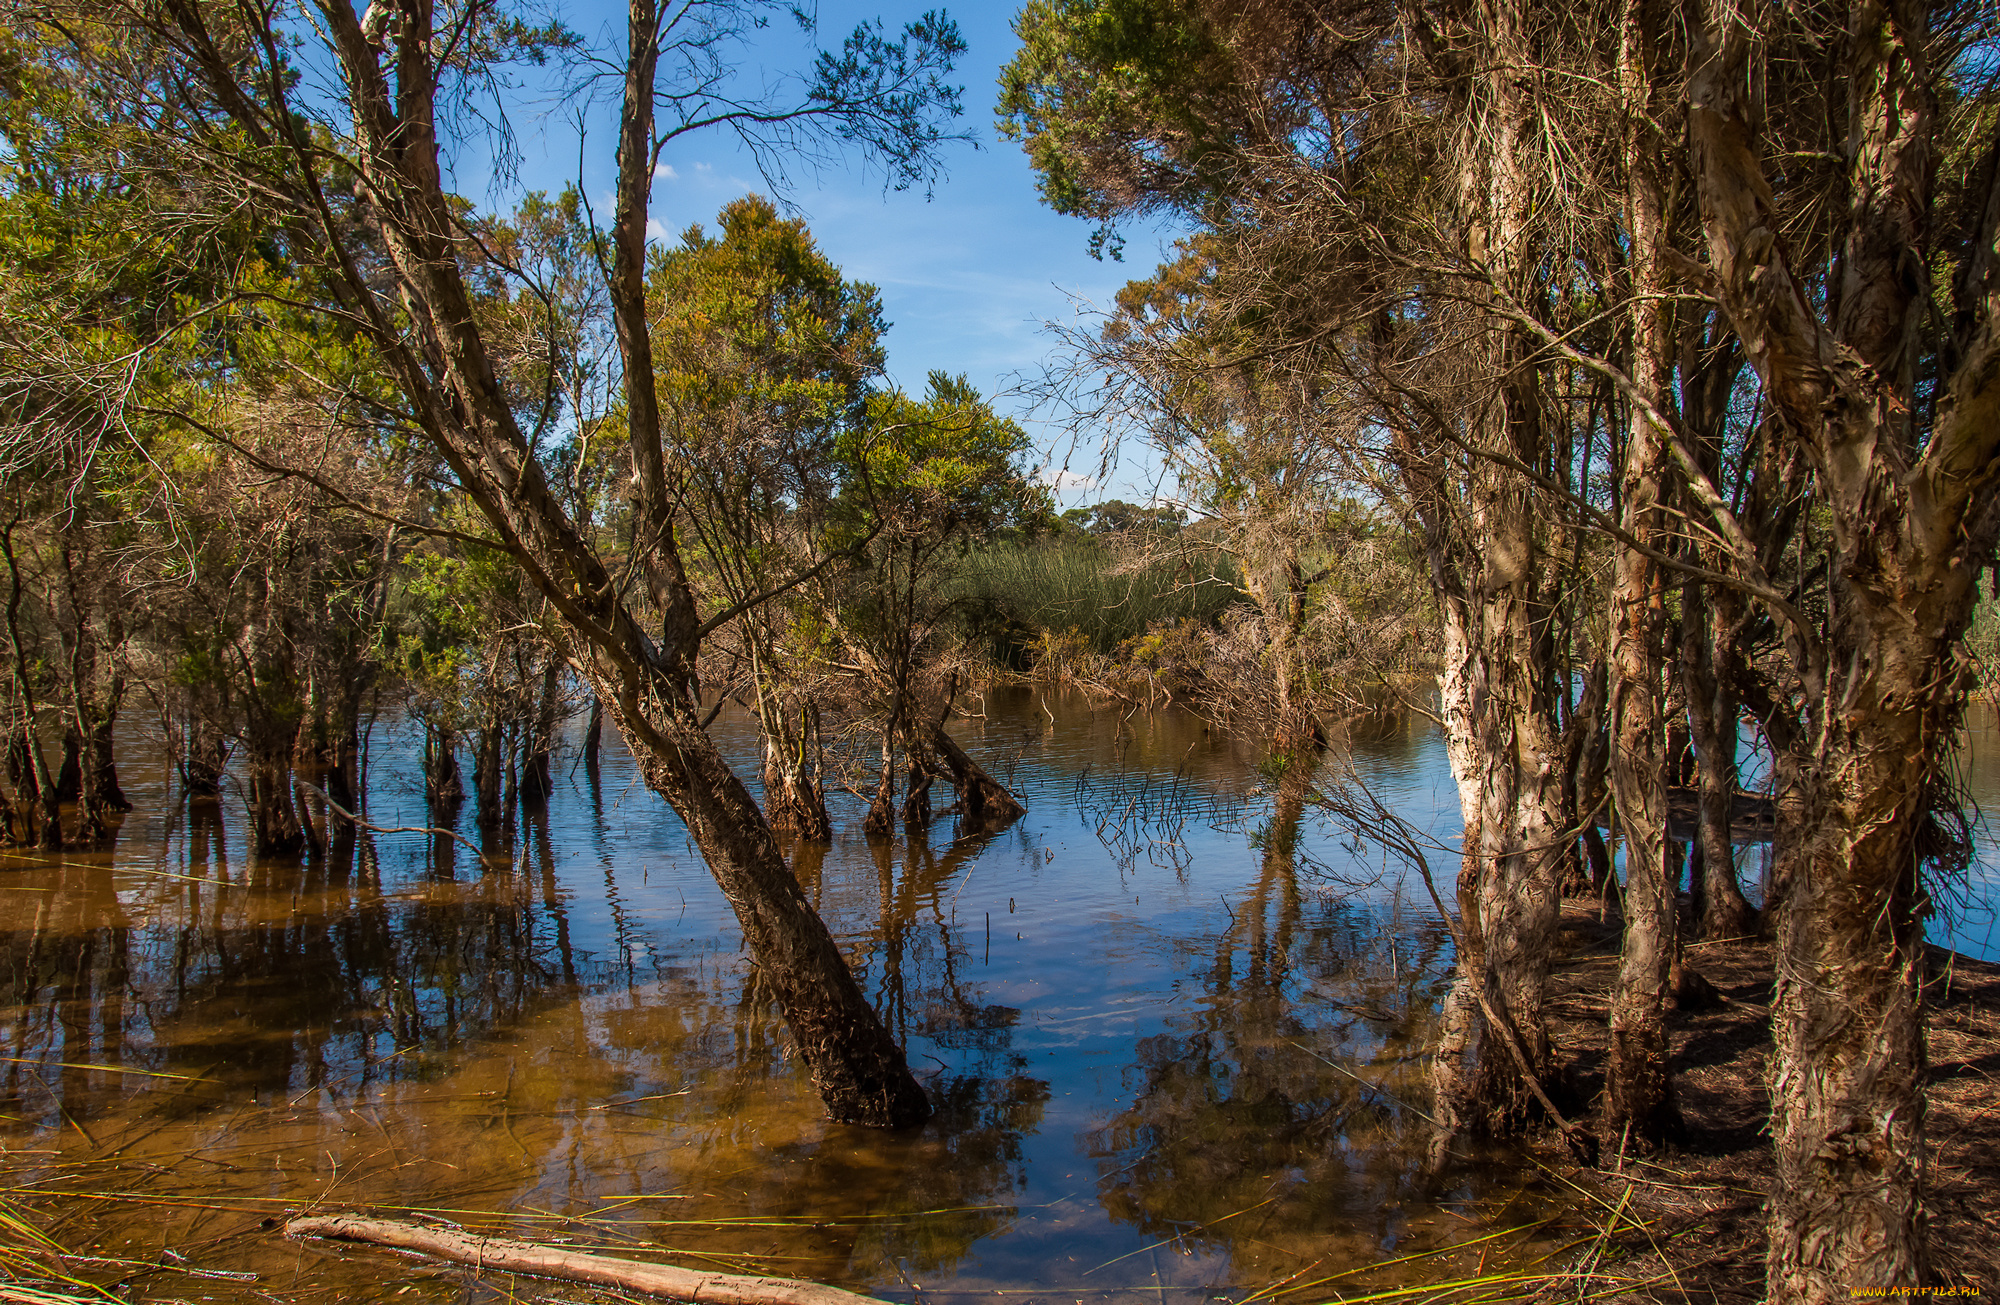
[295,779,483,855]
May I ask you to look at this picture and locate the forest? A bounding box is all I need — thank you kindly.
[0,0,1996,1302]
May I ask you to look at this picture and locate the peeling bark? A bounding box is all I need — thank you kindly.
[1685,0,2000,1288]
[1603,0,1679,1146]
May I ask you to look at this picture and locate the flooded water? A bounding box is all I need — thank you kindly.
[4,689,1995,1301]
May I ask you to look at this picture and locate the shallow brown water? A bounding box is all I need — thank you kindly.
[1,691,1589,1301]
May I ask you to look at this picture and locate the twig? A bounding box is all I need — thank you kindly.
[294,780,482,855]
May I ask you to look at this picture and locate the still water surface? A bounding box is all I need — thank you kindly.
[2,690,1995,1300]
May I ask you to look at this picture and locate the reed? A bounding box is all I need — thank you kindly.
[0,1193,116,1305]
[952,539,1241,666]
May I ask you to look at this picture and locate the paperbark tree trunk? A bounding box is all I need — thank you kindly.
[1686,0,2000,1290]
[471,718,505,834]
[1603,0,1678,1146]
[582,697,603,770]
[1414,0,1577,1139]
[422,722,464,809]
[1680,584,1757,938]
[1247,552,1322,755]
[2,525,60,851]
[521,655,561,808]
[244,715,304,858]
[761,701,831,841]
[1418,479,1573,1136]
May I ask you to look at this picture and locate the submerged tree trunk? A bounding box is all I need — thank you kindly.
[521,654,561,808]
[3,523,61,850]
[182,712,229,799]
[298,675,363,812]
[759,694,831,840]
[582,697,603,769]
[243,714,305,857]
[587,670,931,1126]
[863,683,902,838]
[422,721,464,809]
[924,721,1024,834]
[471,719,505,833]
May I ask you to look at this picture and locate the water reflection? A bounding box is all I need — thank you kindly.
[0,692,1568,1299]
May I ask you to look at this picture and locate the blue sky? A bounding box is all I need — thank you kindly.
[485,0,1181,504]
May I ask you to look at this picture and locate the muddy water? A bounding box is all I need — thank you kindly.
[0,690,1631,1300]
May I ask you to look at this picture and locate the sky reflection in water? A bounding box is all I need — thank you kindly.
[9,690,1993,1298]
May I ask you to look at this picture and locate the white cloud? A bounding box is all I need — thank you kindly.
[646,218,669,242]
[1036,467,1097,491]
[653,163,679,182]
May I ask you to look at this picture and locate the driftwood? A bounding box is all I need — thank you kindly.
[284,1214,887,1305]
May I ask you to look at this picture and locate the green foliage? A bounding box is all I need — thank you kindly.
[950,537,1240,665]
[841,371,1043,540]
[997,0,1232,257]
[653,194,886,443]
[650,194,888,608]
[1059,497,1186,535]
[809,12,972,195]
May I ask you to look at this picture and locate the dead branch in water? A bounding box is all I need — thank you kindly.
[285,1214,886,1305]
[292,779,483,855]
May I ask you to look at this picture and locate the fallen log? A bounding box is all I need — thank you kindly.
[284,1214,887,1305]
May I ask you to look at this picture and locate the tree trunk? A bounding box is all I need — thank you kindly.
[244,716,305,858]
[521,654,560,807]
[2,523,61,850]
[1414,0,1581,1141]
[1602,0,1678,1145]
[924,721,1024,834]
[183,712,228,799]
[1681,585,1757,938]
[472,719,505,832]
[587,673,931,1127]
[1426,535,1572,1134]
[1684,0,2000,1286]
[760,699,831,840]
[899,754,933,828]
[582,697,602,769]
[1263,553,1321,754]
[863,700,900,838]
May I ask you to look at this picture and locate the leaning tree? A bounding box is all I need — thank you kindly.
[11,0,975,1127]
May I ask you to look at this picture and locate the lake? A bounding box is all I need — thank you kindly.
[2,688,1994,1300]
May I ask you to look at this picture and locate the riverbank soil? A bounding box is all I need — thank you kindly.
[1535,903,1999,1300]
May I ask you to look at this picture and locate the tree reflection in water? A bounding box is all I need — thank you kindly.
[1082,768,1471,1284]
[0,699,1556,1298]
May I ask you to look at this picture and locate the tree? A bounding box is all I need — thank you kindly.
[1003,0,1596,1142]
[647,194,889,839]
[831,372,1037,835]
[18,0,971,1127]
[1004,0,2000,1291]
[1680,0,2000,1291]
[1068,240,1365,755]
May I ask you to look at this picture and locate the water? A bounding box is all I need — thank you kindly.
[5,690,1994,1300]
